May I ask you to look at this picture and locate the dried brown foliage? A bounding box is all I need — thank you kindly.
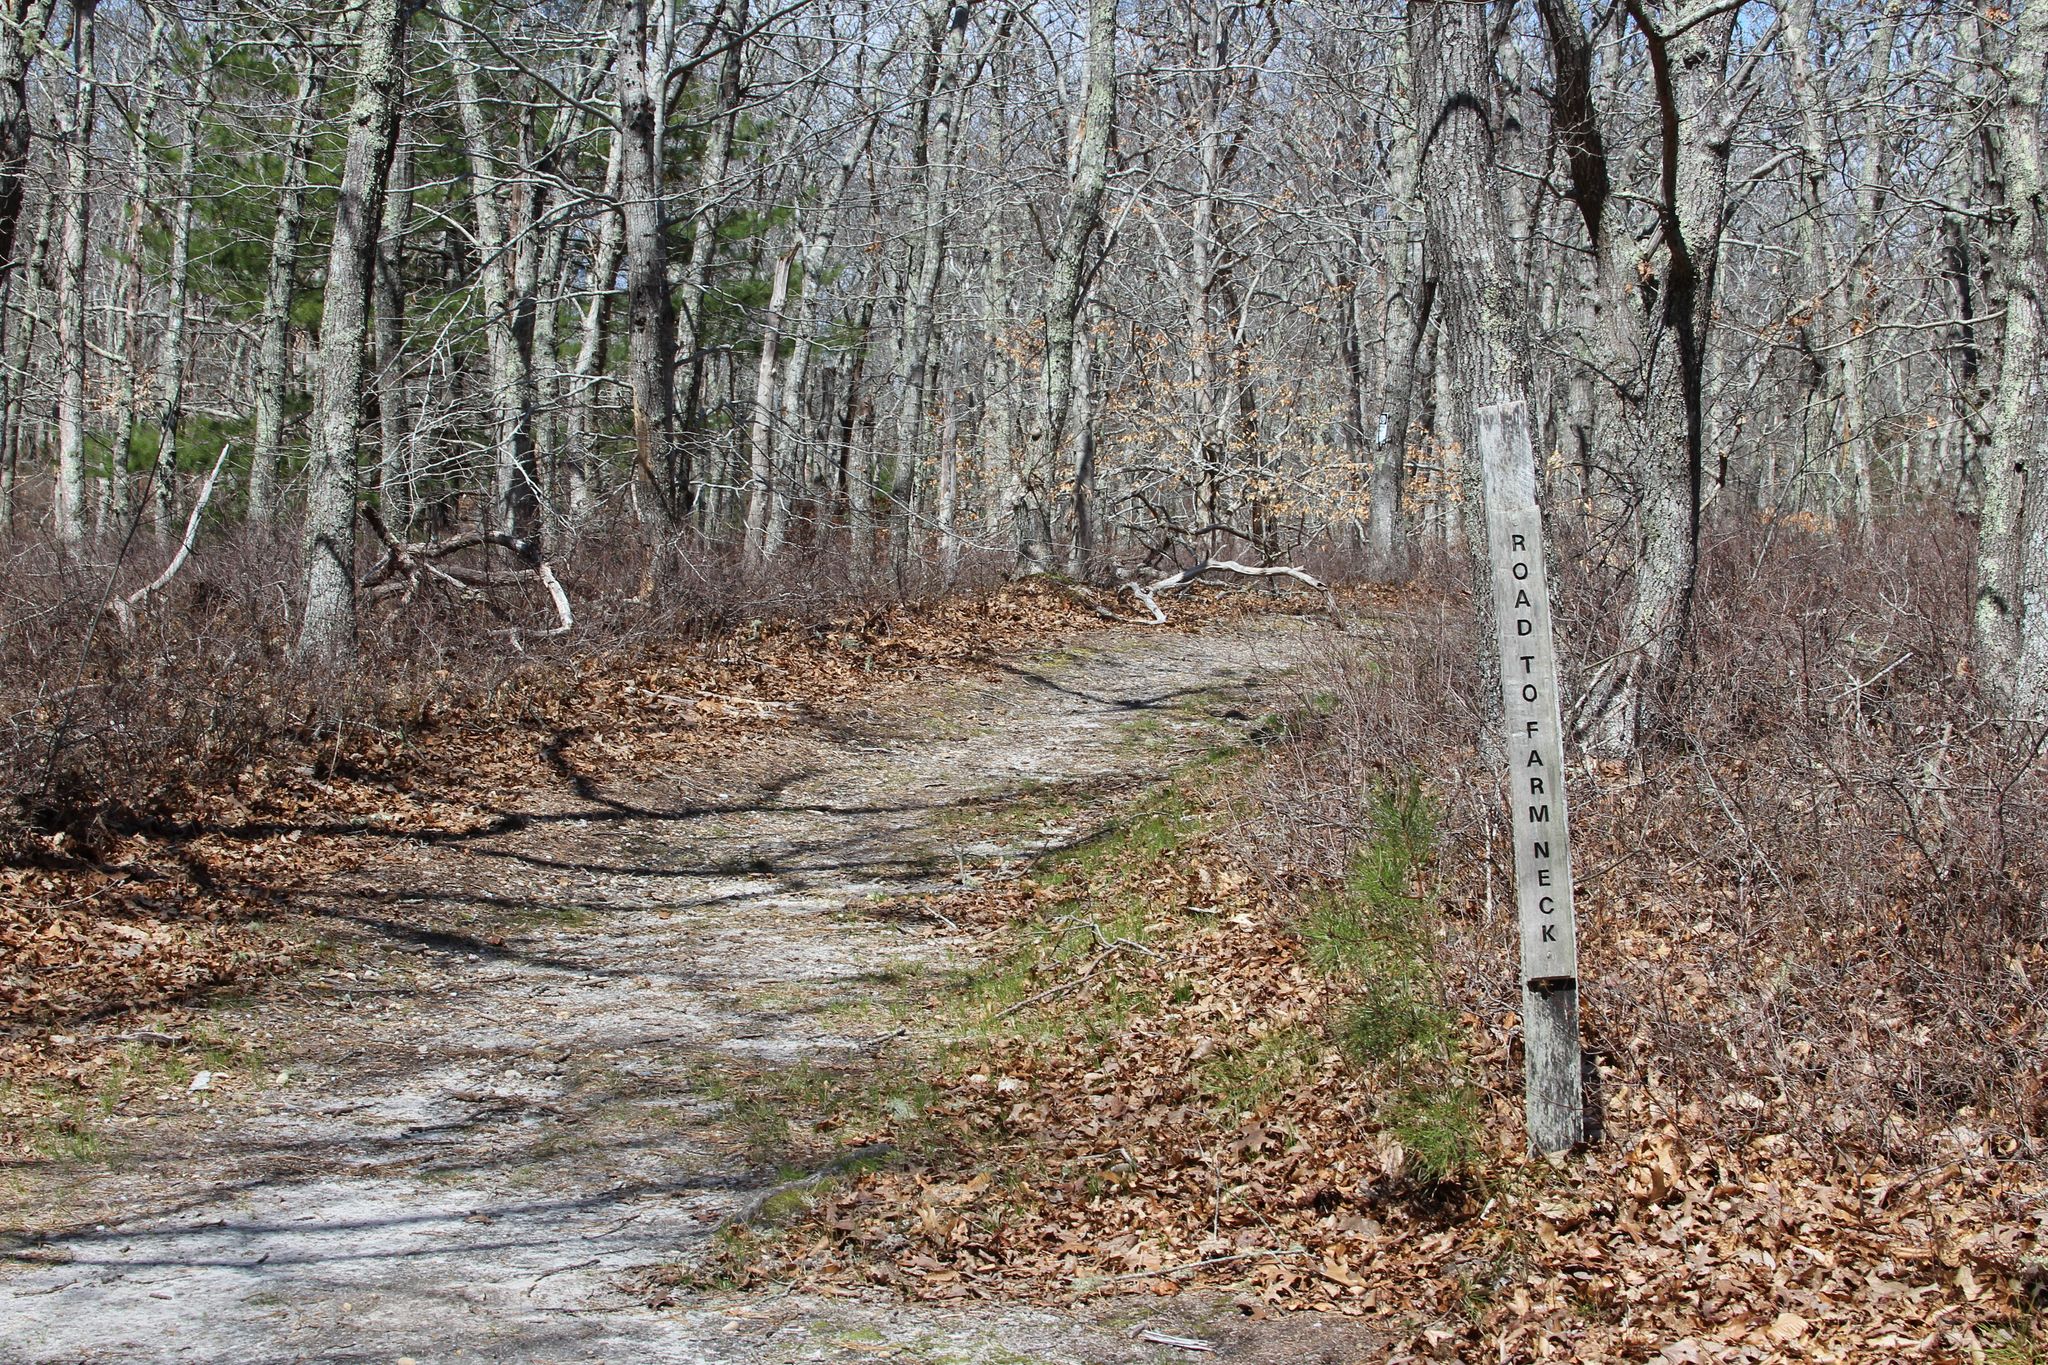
[1260,518,2047,1157]
[720,520,2046,1360]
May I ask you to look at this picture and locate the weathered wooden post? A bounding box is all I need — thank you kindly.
[1475,401,1584,1154]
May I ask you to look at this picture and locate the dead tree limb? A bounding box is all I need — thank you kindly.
[113,442,234,634]
[1120,556,1332,624]
[358,504,573,647]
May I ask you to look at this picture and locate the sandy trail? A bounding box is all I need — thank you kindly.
[1,615,1383,1365]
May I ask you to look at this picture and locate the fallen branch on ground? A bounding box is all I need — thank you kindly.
[357,505,573,647]
[1121,557,1331,624]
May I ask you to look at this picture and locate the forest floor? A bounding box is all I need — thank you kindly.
[0,606,1381,1363]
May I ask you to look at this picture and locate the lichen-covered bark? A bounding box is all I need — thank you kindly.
[249,52,324,526]
[1984,0,2048,711]
[297,0,408,667]
[51,0,95,546]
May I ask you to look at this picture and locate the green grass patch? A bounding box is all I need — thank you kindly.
[1299,778,1450,1076]
[1296,777,1480,1182]
[1990,1328,2044,1365]
[1384,1083,1483,1184]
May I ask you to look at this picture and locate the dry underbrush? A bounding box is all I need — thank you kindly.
[1258,519,2045,1160]
[718,522,2046,1362]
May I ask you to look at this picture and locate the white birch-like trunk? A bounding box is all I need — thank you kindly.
[148,52,213,549]
[106,16,165,536]
[51,0,94,547]
[743,243,793,564]
[565,139,624,525]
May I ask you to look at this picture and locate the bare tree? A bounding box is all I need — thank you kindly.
[248,47,324,526]
[51,0,96,547]
[298,0,410,666]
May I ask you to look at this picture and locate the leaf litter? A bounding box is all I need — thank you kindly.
[688,689,2046,1363]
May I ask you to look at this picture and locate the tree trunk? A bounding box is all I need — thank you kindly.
[774,107,878,558]
[1410,0,1580,1157]
[0,0,55,297]
[249,50,324,526]
[892,0,977,571]
[51,0,94,546]
[1411,0,1532,743]
[0,184,55,533]
[297,0,408,667]
[1066,299,1102,577]
[1836,2,1905,531]
[1983,0,2048,708]
[617,0,682,521]
[1781,0,1847,525]
[106,16,166,535]
[1039,0,1112,573]
[1540,0,1741,756]
[149,51,213,549]
[565,138,625,524]
[439,0,540,549]
[1369,42,1422,580]
[743,242,793,565]
[676,0,748,513]
[374,135,414,531]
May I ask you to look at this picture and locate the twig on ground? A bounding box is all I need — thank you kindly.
[1119,557,1332,625]
[1137,1330,1217,1352]
[990,938,1153,1020]
[1098,1247,1309,1284]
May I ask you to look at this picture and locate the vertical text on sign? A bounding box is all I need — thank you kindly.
[1476,403,1578,986]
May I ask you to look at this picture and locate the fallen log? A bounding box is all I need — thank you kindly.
[358,505,573,647]
[1121,557,1331,624]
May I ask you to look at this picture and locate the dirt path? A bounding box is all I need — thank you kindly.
[1,615,1385,1365]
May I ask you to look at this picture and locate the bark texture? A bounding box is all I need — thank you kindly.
[297,0,409,667]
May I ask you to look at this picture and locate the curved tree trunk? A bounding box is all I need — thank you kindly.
[1539,0,1740,756]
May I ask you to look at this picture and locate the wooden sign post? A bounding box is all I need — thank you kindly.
[1475,401,1584,1154]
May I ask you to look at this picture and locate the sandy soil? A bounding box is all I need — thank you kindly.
[1,614,1391,1364]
